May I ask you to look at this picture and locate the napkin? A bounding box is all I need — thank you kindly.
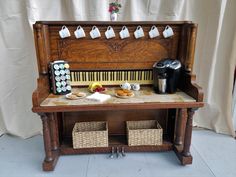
[86,92,111,102]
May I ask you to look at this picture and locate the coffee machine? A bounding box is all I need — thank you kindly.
[153,58,181,94]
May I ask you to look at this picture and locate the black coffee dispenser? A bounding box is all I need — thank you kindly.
[153,58,181,94]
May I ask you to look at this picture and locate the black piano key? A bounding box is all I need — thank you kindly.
[96,71,99,81]
[86,72,92,81]
[110,71,113,81]
[79,72,82,81]
[73,72,76,81]
[102,72,104,81]
[76,72,78,81]
[70,72,72,81]
[79,72,81,81]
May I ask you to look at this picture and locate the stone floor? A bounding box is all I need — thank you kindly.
[0,130,236,177]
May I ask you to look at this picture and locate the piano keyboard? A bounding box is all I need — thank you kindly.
[70,70,153,86]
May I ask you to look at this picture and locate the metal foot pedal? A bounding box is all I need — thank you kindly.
[109,147,115,159]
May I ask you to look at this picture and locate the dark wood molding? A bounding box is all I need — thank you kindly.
[32,21,204,171]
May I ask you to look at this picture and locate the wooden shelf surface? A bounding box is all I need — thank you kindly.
[60,135,173,155]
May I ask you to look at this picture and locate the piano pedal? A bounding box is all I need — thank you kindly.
[108,147,115,159]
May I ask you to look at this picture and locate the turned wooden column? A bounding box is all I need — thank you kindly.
[40,113,53,162]
[182,108,195,157]
[175,108,187,145]
[49,113,59,150]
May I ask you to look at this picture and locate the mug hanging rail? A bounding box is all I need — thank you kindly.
[58,25,174,39]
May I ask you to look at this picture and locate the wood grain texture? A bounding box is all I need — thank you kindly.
[175,108,187,145]
[32,76,50,107]
[182,108,195,157]
[48,25,180,70]
[178,71,204,102]
[31,21,204,171]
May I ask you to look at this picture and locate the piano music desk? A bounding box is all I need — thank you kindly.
[32,21,204,171]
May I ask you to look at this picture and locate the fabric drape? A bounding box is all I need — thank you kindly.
[0,0,235,138]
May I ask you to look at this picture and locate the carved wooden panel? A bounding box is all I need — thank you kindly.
[34,21,197,72]
[47,24,180,70]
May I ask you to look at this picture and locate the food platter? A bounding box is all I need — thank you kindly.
[65,92,86,100]
[115,92,134,99]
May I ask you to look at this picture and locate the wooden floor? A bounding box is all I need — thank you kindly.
[0,130,236,177]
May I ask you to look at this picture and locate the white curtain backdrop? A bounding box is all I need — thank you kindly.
[0,0,235,138]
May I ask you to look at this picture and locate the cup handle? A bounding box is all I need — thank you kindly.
[165,25,170,30]
[137,26,141,30]
[151,25,156,30]
[77,26,81,30]
[62,25,66,30]
[107,26,111,30]
[92,26,96,30]
[122,26,126,30]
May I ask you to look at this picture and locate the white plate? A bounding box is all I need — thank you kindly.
[65,92,86,100]
[115,92,134,99]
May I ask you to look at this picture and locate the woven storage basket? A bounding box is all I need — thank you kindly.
[127,120,163,146]
[72,121,108,149]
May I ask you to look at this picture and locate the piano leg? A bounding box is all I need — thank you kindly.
[173,108,196,165]
[49,113,59,151]
[174,108,187,145]
[39,113,60,171]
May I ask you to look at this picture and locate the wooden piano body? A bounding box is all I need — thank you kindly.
[32,21,204,171]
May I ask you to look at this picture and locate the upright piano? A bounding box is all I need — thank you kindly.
[32,21,204,171]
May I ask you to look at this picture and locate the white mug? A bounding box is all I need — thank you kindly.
[105,26,116,39]
[163,25,174,38]
[59,26,71,38]
[119,26,130,39]
[90,26,101,39]
[134,26,144,39]
[74,26,86,39]
[120,81,131,90]
[149,25,160,38]
[131,83,140,91]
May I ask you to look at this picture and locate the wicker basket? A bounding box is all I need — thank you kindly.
[127,120,163,146]
[72,121,108,149]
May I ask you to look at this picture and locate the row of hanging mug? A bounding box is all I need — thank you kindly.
[59,25,174,39]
